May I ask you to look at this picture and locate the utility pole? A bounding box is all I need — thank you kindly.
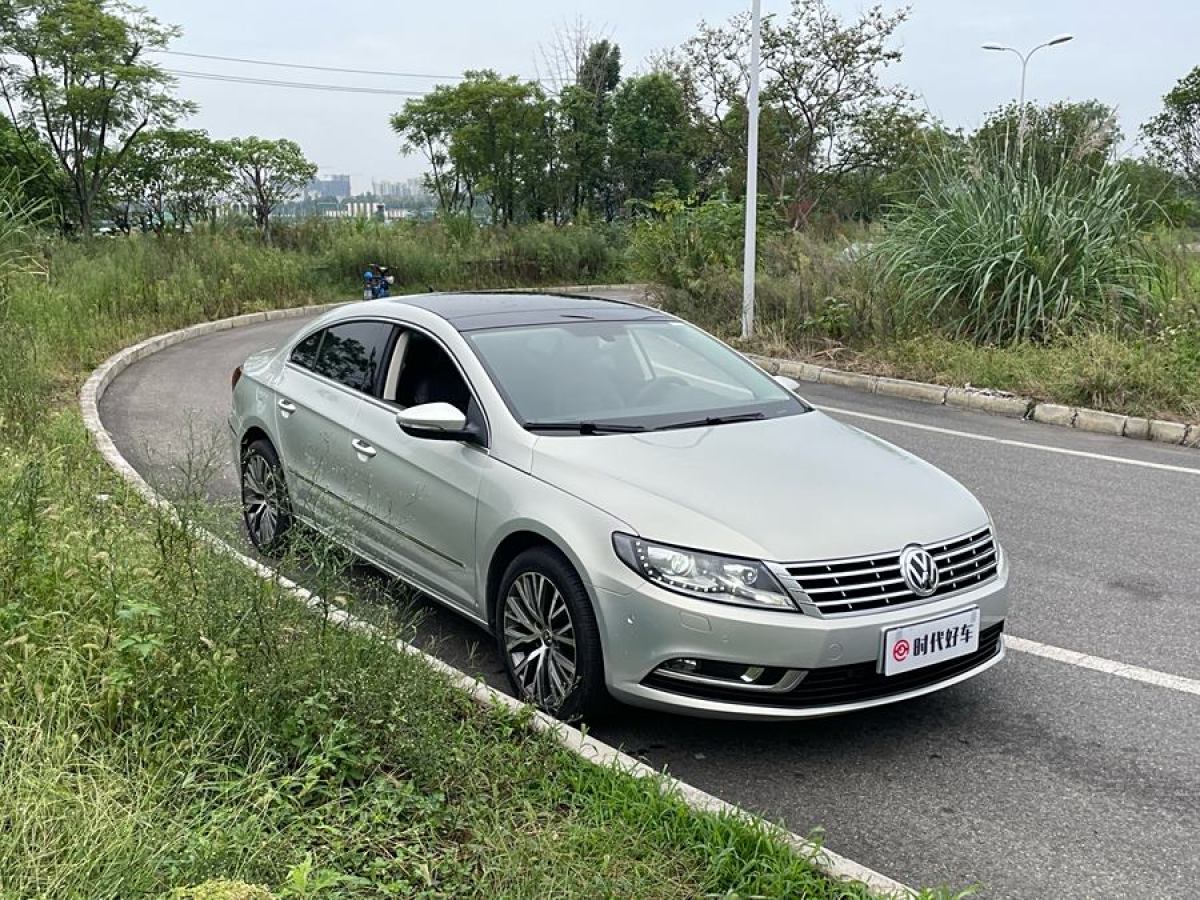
[741,0,762,339]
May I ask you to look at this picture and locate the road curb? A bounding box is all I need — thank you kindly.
[749,353,1198,449]
[80,304,914,900]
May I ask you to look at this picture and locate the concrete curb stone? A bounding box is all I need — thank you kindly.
[874,377,949,405]
[1031,403,1075,428]
[1148,420,1189,445]
[1122,417,1151,441]
[1072,408,1128,436]
[945,388,1032,419]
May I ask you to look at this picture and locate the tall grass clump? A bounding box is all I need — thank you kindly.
[0,174,51,438]
[874,147,1162,345]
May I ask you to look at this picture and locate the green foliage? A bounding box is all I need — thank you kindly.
[220,137,318,238]
[169,881,276,900]
[609,73,695,206]
[391,71,555,225]
[973,100,1120,182]
[627,193,744,287]
[670,0,916,226]
[0,413,874,898]
[873,148,1160,345]
[0,0,193,233]
[1143,64,1200,195]
[1114,158,1200,228]
[109,128,233,233]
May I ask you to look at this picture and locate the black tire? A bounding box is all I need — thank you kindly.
[495,546,607,721]
[240,438,293,554]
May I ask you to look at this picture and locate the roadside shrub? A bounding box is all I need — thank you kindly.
[627,195,744,287]
[874,148,1162,344]
[505,222,616,281]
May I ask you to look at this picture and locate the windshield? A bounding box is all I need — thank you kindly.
[466,319,809,432]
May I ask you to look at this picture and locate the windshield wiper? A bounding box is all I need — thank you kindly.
[523,421,646,434]
[655,411,767,431]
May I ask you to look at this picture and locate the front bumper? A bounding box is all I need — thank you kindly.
[593,552,1010,721]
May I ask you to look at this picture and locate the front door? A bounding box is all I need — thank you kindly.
[348,329,489,615]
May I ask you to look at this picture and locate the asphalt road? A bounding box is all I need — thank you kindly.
[98,310,1200,899]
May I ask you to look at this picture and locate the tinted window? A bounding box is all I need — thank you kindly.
[311,321,395,394]
[290,330,323,370]
[467,319,806,430]
[394,333,471,412]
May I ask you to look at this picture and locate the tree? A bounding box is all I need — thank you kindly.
[610,73,694,208]
[0,0,191,235]
[391,91,471,216]
[670,0,916,227]
[0,114,66,222]
[1143,65,1200,197]
[974,100,1120,182]
[109,128,230,232]
[559,40,621,219]
[392,72,555,225]
[221,137,316,239]
[1114,157,1199,228]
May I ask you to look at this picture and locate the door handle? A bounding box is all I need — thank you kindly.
[277,398,296,416]
[351,437,377,459]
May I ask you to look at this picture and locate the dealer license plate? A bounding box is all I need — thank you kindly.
[881,607,980,676]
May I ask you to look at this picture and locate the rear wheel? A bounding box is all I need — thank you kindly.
[240,438,293,554]
[496,547,607,721]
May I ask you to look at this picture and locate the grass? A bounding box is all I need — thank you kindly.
[873,148,1159,345]
[0,218,908,898]
[0,220,627,440]
[0,418,880,898]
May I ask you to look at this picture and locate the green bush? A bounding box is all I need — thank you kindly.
[627,195,744,287]
[874,148,1162,344]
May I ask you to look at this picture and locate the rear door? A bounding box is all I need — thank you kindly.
[273,319,396,535]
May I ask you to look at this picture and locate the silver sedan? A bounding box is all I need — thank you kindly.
[229,292,1008,720]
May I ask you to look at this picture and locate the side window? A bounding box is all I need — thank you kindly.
[311,321,396,394]
[290,329,323,370]
[392,332,473,414]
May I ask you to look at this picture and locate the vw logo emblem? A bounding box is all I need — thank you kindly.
[899,545,940,597]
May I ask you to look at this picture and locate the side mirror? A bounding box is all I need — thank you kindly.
[396,402,478,443]
[773,375,801,392]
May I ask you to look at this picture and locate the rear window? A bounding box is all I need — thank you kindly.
[290,330,323,370]
[298,321,395,394]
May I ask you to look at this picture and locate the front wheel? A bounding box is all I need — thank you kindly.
[496,547,607,721]
[240,438,293,554]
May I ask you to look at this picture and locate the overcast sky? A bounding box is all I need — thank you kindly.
[145,0,1200,191]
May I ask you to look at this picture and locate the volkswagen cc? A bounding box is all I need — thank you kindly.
[230,292,1008,720]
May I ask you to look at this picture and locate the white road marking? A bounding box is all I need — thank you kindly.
[818,405,1200,477]
[1005,635,1200,697]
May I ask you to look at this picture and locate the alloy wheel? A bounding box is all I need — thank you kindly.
[241,451,284,548]
[503,571,578,711]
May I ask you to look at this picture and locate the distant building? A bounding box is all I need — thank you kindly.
[324,200,414,221]
[304,173,352,200]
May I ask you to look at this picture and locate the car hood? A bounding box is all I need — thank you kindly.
[530,411,988,562]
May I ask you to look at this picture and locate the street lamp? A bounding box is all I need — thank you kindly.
[742,0,762,339]
[982,34,1073,154]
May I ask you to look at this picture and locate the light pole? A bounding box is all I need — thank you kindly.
[742,0,762,339]
[981,34,1073,154]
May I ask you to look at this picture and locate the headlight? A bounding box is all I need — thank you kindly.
[612,533,798,611]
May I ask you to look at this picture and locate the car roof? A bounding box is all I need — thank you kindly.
[377,291,671,332]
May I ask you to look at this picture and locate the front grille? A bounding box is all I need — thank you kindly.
[783,527,998,615]
[643,623,1004,708]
